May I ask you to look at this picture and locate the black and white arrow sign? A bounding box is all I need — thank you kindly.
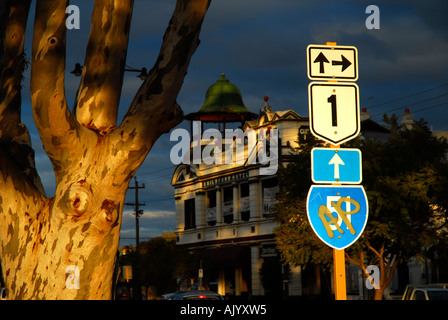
[307,44,358,81]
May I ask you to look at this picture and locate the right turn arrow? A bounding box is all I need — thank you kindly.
[332,55,352,72]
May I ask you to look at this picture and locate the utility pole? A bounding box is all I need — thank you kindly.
[125,176,145,250]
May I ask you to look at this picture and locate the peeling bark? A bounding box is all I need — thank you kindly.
[0,0,43,194]
[76,0,134,133]
[0,0,210,299]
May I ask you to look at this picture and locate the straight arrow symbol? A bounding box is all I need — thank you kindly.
[314,52,329,73]
[328,153,345,179]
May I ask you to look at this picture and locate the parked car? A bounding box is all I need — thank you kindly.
[410,288,448,300]
[162,290,223,300]
[402,284,448,300]
[0,288,7,300]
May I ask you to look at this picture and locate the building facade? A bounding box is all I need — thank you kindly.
[172,98,309,297]
[172,74,312,298]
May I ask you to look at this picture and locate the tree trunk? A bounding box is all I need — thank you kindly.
[346,246,400,300]
[374,288,383,300]
[0,0,210,299]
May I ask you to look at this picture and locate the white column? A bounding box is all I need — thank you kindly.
[250,245,264,296]
[288,265,302,297]
[235,267,242,296]
[249,179,261,221]
[232,183,240,223]
[174,196,184,231]
[216,187,223,226]
[218,269,226,296]
[195,191,206,228]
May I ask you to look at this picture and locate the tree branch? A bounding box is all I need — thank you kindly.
[0,0,44,194]
[113,0,210,158]
[366,242,381,259]
[76,0,134,133]
[30,0,81,174]
[382,256,400,289]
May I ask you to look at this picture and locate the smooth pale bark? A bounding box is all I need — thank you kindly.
[76,0,134,133]
[0,0,210,299]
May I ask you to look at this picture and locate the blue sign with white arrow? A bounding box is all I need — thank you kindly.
[311,148,362,184]
[306,185,368,250]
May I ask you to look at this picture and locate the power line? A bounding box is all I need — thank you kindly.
[370,101,448,127]
[142,173,173,181]
[145,198,173,203]
[373,93,448,117]
[138,166,174,177]
[412,101,448,114]
[368,83,448,110]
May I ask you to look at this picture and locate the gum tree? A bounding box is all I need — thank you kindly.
[0,0,210,299]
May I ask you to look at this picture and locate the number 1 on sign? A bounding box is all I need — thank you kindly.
[328,94,337,127]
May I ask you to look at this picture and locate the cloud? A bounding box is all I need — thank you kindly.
[410,0,448,40]
[120,209,176,245]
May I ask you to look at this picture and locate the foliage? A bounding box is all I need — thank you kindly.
[274,134,334,268]
[274,115,448,297]
[355,116,448,262]
[120,233,199,297]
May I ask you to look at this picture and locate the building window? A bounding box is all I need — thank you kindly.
[240,183,250,221]
[184,198,196,230]
[206,190,217,226]
[262,178,279,217]
[223,186,234,224]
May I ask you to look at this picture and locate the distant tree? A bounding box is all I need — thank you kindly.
[0,0,210,299]
[125,233,200,297]
[274,116,448,300]
[131,234,179,296]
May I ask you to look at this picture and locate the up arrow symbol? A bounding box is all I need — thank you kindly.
[328,153,345,180]
[313,52,329,73]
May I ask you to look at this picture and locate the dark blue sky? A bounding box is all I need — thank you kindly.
[20,1,448,245]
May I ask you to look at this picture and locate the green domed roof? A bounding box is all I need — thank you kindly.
[200,73,246,113]
[185,74,257,123]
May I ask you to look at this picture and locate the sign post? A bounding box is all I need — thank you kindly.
[334,249,347,300]
[306,42,366,300]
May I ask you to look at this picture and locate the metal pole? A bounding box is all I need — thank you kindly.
[125,176,145,251]
[333,249,347,300]
[330,142,347,300]
[199,260,203,290]
[135,178,139,250]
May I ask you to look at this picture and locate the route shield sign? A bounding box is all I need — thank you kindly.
[308,82,360,145]
[311,147,362,184]
[307,44,358,81]
[306,185,368,250]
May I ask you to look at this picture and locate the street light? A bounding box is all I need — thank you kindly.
[125,65,148,80]
[70,63,147,80]
[70,63,83,76]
